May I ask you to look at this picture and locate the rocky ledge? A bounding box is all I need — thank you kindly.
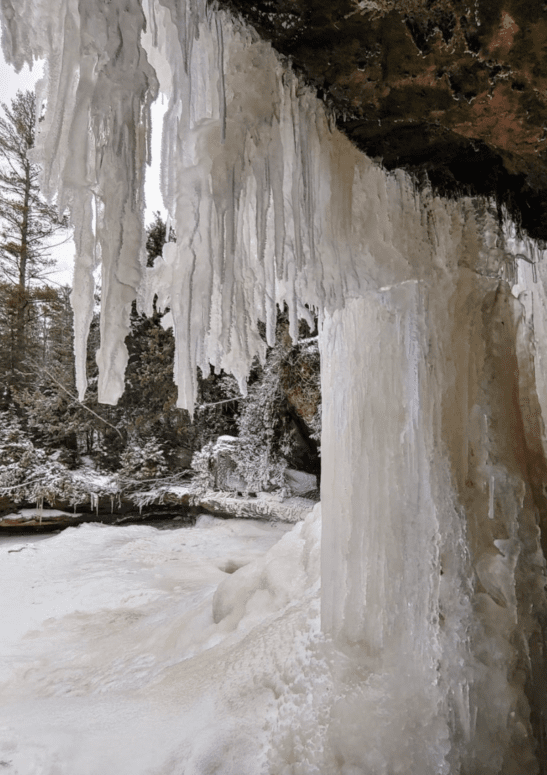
[223,0,547,242]
[0,489,318,532]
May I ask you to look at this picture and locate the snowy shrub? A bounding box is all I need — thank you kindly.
[0,411,106,505]
[190,404,281,496]
[190,441,217,493]
[19,454,93,505]
[231,321,321,495]
[118,437,168,481]
[194,372,240,448]
[190,436,247,494]
[278,337,322,445]
[190,321,321,497]
[0,412,37,495]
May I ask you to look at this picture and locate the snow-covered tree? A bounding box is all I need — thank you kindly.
[119,438,168,481]
[0,410,87,505]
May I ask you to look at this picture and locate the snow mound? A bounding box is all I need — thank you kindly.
[212,506,320,630]
[0,509,333,774]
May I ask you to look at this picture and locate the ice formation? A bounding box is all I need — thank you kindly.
[2,0,547,771]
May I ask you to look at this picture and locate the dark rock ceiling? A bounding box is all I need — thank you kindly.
[220,0,547,242]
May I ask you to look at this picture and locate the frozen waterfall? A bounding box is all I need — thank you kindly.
[1,0,547,771]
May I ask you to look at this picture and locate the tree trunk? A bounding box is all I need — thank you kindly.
[13,160,31,381]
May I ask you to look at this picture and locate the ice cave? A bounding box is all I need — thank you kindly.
[2,0,547,772]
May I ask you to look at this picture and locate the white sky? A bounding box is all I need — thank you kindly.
[0,50,167,288]
[0,50,41,104]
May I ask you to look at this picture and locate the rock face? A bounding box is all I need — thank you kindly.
[224,0,547,241]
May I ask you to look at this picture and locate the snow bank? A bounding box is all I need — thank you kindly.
[212,507,320,630]
[0,513,328,774]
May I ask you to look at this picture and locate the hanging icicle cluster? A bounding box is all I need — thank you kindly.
[0,0,158,403]
[0,0,521,414]
[138,0,381,413]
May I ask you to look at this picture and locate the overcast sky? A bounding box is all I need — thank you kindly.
[0,51,41,105]
[0,49,166,288]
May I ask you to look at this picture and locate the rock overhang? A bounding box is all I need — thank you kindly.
[220,0,547,242]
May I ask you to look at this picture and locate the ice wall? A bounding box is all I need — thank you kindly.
[2,0,547,771]
[320,244,547,772]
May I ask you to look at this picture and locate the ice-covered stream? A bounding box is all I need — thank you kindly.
[0,513,328,774]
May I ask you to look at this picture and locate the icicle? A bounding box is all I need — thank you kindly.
[90,492,99,516]
[489,475,495,520]
[2,0,159,405]
[215,13,226,145]
[0,0,534,536]
[71,191,97,398]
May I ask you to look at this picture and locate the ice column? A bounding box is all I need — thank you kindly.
[320,284,438,650]
[318,283,457,772]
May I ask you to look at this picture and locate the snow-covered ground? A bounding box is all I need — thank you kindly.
[0,510,326,774]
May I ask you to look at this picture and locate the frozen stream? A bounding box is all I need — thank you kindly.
[0,512,324,774]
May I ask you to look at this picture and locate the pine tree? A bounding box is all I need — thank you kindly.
[15,285,79,462]
[0,90,67,386]
[145,211,168,267]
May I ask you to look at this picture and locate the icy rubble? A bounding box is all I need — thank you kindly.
[2,0,547,772]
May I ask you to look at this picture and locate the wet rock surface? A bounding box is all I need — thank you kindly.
[223,0,547,241]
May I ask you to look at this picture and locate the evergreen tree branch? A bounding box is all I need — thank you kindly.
[197,396,243,410]
[27,358,124,440]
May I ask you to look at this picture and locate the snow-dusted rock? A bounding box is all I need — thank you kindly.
[0,509,82,528]
[192,491,316,524]
[284,469,317,496]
